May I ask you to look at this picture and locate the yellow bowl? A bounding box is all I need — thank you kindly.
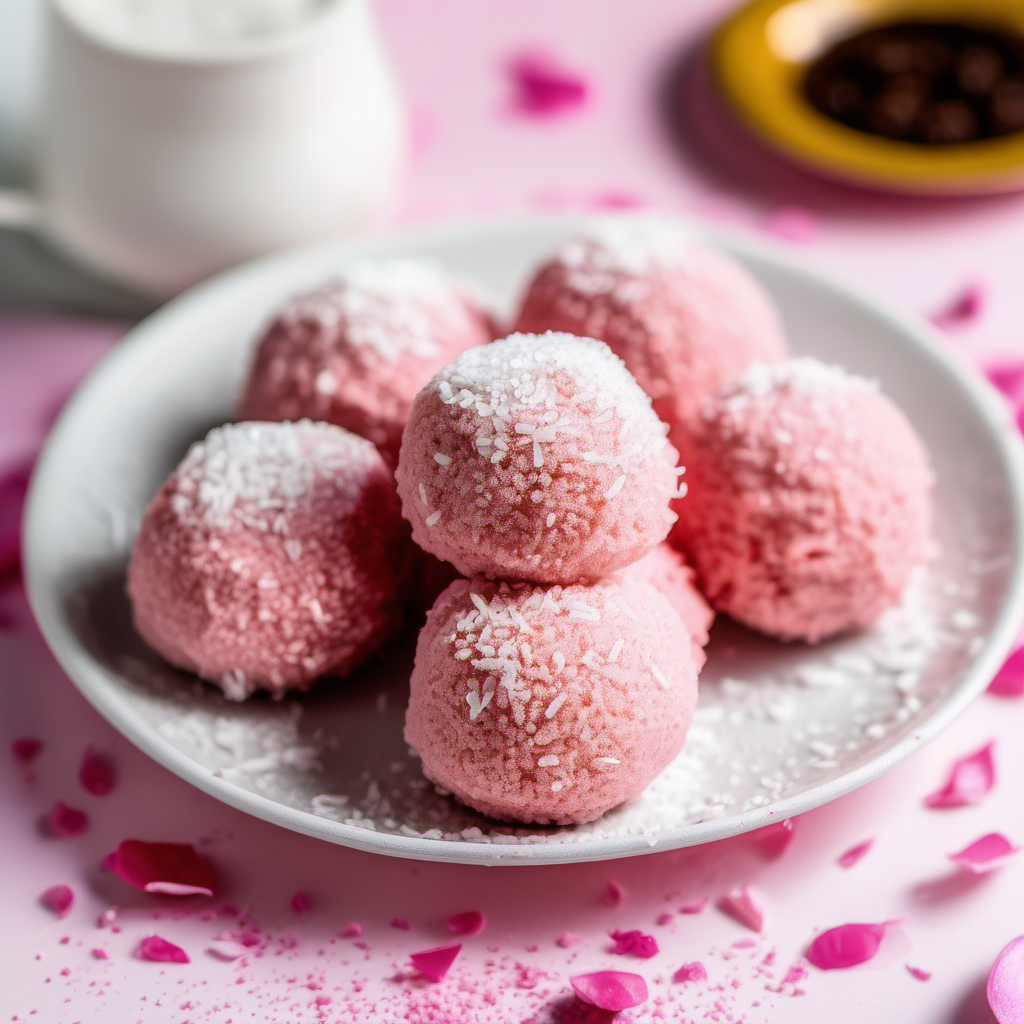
[712,0,1024,193]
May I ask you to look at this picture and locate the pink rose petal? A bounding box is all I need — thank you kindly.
[656,913,673,926]
[673,961,707,983]
[989,934,1024,1023]
[138,934,189,963]
[0,461,31,585]
[717,887,764,932]
[391,918,410,930]
[91,948,108,960]
[507,51,589,117]
[340,923,362,938]
[570,971,648,1012]
[784,963,808,984]
[112,839,215,897]
[925,742,995,808]
[48,802,89,837]
[79,748,116,796]
[290,891,312,914]
[12,737,43,767]
[557,931,580,948]
[762,207,819,245]
[930,282,985,330]
[679,897,708,914]
[446,910,485,936]
[950,832,1020,873]
[602,880,626,906]
[907,964,932,980]
[41,884,74,918]
[985,359,1024,403]
[989,647,1024,697]
[838,838,874,868]
[410,944,461,982]
[609,929,659,958]
[753,818,795,859]
[807,922,887,969]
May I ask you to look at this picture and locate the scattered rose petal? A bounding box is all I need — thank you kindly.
[207,939,249,960]
[590,191,646,210]
[290,891,312,914]
[91,948,108,960]
[753,818,795,858]
[950,832,1019,873]
[79,748,116,796]
[446,911,485,936]
[930,282,985,330]
[609,929,659,958]
[41,885,74,918]
[340,923,362,938]
[507,51,589,117]
[762,207,819,245]
[0,461,31,584]
[838,838,874,868]
[656,913,673,926]
[391,918,410,930]
[410,944,461,982]
[989,646,1024,697]
[112,839,215,897]
[602,881,626,906]
[48,802,89,837]
[673,961,707,983]
[717,887,764,932]
[679,898,708,914]
[138,934,189,963]
[925,742,995,808]
[989,934,1024,1023]
[985,360,1024,405]
[12,737,43,767]
[570,971,648,1012]
[784,963,809,984]
[807,922,887,969]
[557,931,580,948]
[907,964,932,980]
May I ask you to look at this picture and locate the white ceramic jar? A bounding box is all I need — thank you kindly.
[38,0,407,296]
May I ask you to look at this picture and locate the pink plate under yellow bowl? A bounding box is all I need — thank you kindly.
[712,0,1024,194]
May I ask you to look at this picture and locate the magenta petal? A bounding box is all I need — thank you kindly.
[925,742,995,808]
[91,948,108,960]
[41,885,74,918]
[49,802,89,837]
[986,360,1024,403]
[570,971,648,1012]
[838,838,874,868]
[79,749,116,796]
[12,737,43,767]
[138,935,189,963]
[391,918,410,930]
[0,461,30,583]
[290,891,312,914]
[113,840,215,897]
[609,929,659,958]
[907,964,932,981]
[673,961,707,983]
[679,897,708,914]
[753,818,795,859]
[446,910,485,936]
[989,935,1024,1023]
[340,923,362,938]
[716,887,764,932]
[507,52,589,117]
[950,833,1019,873]
[807,923,886,969]
[989,647,1024,697]
[410,944,461,982]
[930,282,985,330]
[602,881,626,906]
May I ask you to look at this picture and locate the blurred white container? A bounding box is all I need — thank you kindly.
[36,0,407,296]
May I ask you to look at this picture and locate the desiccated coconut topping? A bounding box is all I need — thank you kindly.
[556,216,695,279]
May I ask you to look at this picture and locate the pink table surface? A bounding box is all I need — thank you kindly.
[3,2,1024,1021]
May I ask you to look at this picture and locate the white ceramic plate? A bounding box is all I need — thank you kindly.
[23,214,1024,865]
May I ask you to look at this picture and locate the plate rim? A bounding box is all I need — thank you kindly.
[22,212,1024,865]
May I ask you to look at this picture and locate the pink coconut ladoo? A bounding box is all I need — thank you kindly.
[513,216,787,444]
[405,575,699,825]
[673,358,933,643]
[128,420,410,699]
[396,332,679,584]
[240,259,494,467]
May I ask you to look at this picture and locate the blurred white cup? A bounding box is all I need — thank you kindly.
[20,0,407,297]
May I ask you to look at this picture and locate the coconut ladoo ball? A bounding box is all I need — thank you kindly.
[127,420,411,699]
[240,259,494,467]
[395,332,680,584]
[405,575,700,826]
[512,216,788,441]
[672,359,934,643]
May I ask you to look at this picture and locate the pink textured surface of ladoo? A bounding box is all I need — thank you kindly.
[395,332,679,584]
[512,217,788,440]
[405,575,699,825]
[239,260,494,466]
[127,421,410,699]
[673,359,933,643]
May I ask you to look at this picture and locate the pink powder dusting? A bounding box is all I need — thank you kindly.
[11,737,42,767]
[48,802,89,838]
[40,884,74,919]
[609,929,659,958]
[925,741,996,808]
[507,51,589,117]
[989,646,1024,697]
[79,748,116,796]
[138,935,190,964]
[837,838,874,868]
